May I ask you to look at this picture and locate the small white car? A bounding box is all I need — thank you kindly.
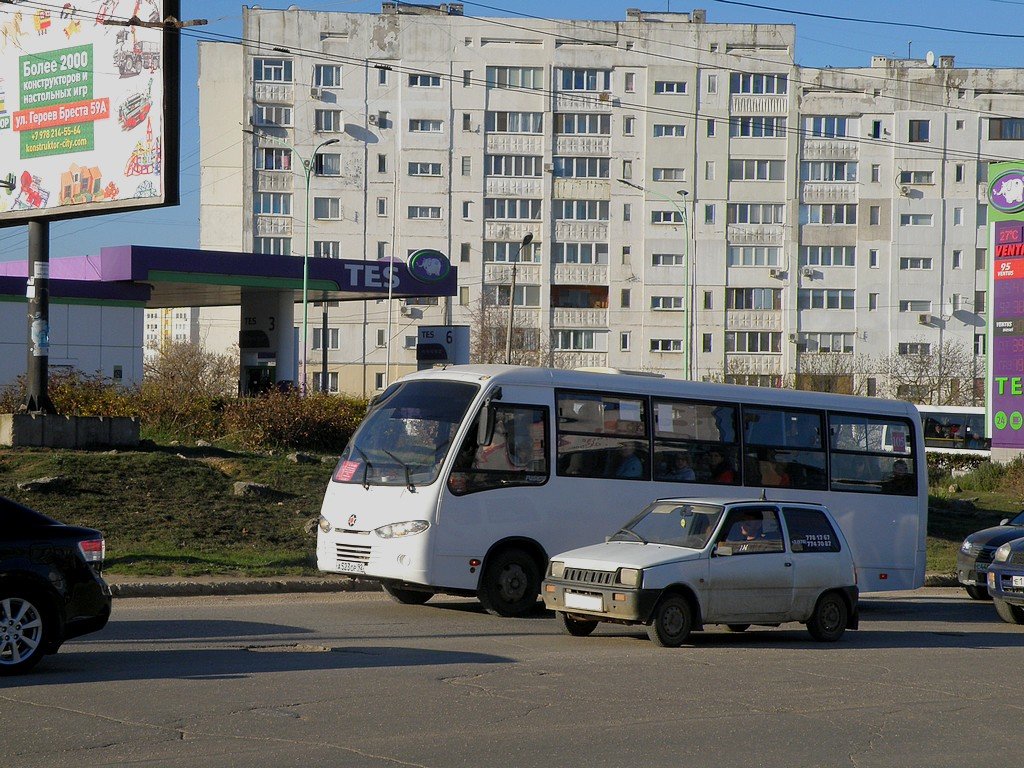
[542,498,859,646]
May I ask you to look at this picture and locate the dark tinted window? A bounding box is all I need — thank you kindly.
[742,407,826,491]
[0,498,57,536]
[556,391,649,480]
[784,507,841,553]
[652,399,740,486]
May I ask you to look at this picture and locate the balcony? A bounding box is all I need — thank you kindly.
[552,178,610,200]
[254,216,293,236]
[724,354,783,373]
[552,351,609,369]
[800,139,858,160]
[554,135,611,155]
[253,83,294,103]
[730,94,788,114]
[554,220,608,242]
[483,221,541,243]
[724,310,783,331]
[256,171,294,192]
[485,177,544,197]
[726,224,785,245]
[554,92,614,112]
[485,134,545,155]
[551,307,608,327]
[800,183,858,204]
[484,263,542,285]
[552,263,608,285]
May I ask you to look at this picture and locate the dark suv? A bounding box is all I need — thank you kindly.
[957,511,1024,600]
[1,496,112,675]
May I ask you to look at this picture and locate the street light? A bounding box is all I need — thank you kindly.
[617,179,693,379]
[504,232,535,365]
[243,128,340,394]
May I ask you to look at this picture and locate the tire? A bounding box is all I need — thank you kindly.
[0,592,50,676]
[726,624,750,633]
[646,594,694,647]
[559,612,598,637]
[807,591,849,642]
[994,597,1024,625]
[382,583,434,606]
[477,548,541,617]
[966,585,992,601]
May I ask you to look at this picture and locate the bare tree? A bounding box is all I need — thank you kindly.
[144,340,239,399]
[873,338,975,404]
[466,295,553,367]
[792,353,870,396]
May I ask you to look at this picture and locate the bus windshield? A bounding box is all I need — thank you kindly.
[610,501,725,549]
[334,380,479,487]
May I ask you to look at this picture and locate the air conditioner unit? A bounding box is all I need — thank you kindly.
[544,162,554,172]
[801,266,814,279]
[310,86,323,99]
[900,185,910,196]
[769,268,783,279]
[788,332,799,343]
[400,305,413,317]
[918,313,933,325]
[368,113,378,125]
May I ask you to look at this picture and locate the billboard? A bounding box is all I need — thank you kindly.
[988,163,1024,449]
[0,0,179,225]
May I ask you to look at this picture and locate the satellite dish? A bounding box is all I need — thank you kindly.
[926,51,935,67]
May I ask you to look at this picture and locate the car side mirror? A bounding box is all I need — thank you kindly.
[1001,518,1010,526]
[477,404,496,447]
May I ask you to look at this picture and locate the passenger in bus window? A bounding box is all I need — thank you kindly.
[708,448,736,483]
[662,453,696,482]
[884,458,914,494]
[614,442,644,479]
[760,460,791,488]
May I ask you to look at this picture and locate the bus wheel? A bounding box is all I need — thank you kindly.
[646,595,693,647]
[382,584,434,605]
[965,585,992,601]
[807,591,848,642]
[478,548,540,617]
[558,612,598,637]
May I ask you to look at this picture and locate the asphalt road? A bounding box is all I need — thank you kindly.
[1,588,1020,768]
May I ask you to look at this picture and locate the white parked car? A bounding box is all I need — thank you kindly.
[542,498,859,646]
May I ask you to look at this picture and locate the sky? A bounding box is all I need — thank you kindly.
[4,0,1024,260]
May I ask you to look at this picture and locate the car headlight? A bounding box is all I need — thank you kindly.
[318,515,332,533]
[549,560,566,578]
[961,539,973,554]
[995,543,1013,563]
[617,567,642,587]
[374,520,430,539]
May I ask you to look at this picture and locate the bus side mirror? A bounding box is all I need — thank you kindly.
[477,405,496,447]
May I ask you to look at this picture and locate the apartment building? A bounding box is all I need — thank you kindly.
[198,3,1006,398]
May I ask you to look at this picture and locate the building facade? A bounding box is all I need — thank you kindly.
[198,3,1004,400]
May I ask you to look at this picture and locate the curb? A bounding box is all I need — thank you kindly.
[106,576,382,599]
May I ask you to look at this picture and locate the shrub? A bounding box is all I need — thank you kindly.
[220,391,368,452]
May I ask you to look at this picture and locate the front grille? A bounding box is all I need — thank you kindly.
[335,543,371,563]
[1009,551,1024,566]
[563,567,616,586]
[976,546,997,565]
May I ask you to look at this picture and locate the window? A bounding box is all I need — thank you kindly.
[459,286,470,306]
[551,157,609,178]
[704,204,715,224]
[623,116,635,136]
[449,404,549,495]
[802,332,853,353]
[459,243,471,263]
[653,253,685,266]
[800,204,856,225]
[623,203,631,222]
[869,293,878,311]
[253,58,292,82]
[486,111,544,133]
[408,73,441,87]
[408,161,442,177]
[953,207,964,226]
[558,68,611,91]
[871,164,880,183]
[728,246,781,267]
[376,328,386,347]
[707,119,715,137]
[377,66,389,85]
[784,508,841,549]
[484,198,542,220]
[806,116,850,138]
[899,170,934,185]
[620,332,631,351]
[254,104,292,127]
[654,80,687,94]
[554,113,610,135]
[313,197,341,220]
[652,399,739,486]
[728,203,786,224]
[485,284,540,308]
[800,246,855,267]
[729,116,786,138]
[989,118,1024,140]
[869,249,879,268]
[314,241,340,259]
[707,74,718,93]
[462,201,473,219]
[462,113,472,131]
[742,407,826,490]
[553,199,609,221]
[312,328,341,350]
[652,210,685,224]
[314,110,344,132]
[705,161,715,180]
[909,119,930,142]
[486,66,543,90]
[730,159,785,181]
[314,64,342,88]
[898,300,932,312]
[254,192,292,216]
[725,331,781,353]
[408,206,442,219]
[463,69,472,87]
[651,338,684,352]
[955,164,965,182]
[377,154,387,173]
[622,246,631,263]
[898,342,931,356]
[409,119,443,133]
[551,242,607,265]
[622,160,632,180]
[730,73,788,94]
[376,241,387,259]
[975,290,987,313]
[800,161,857,182]
[829,412,917,495]
[461,156,472,176]
[653,124,686,137]
[900,213,933,226]
[315,153,341,176]
[552,330,603,351]
[652,168,687,182]
[726,287,781,310]
[255,147,292,171]
[254,237,291,255]
[976,333,987,356]
[869,206,880,225]
[556,392,646,480]
[798,289,855,310]
[869,120,882,139]
[899,257,933,270]
[702,334,712,353]
[485,241,542,263]
[977,249,986,270]
[624,72,636,92]
[487,155,544,177]
[651,296,684,310]
[953,250,963,269]
[312,372,339,394]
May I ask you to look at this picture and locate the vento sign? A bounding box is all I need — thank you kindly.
[0,0,179,224]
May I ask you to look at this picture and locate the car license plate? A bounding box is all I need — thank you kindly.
[565,591,603,612]
[1013,576,1024,588]
[336,561,366,574]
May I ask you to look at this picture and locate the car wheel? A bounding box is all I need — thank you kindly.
[0,592,50,676]
[646,595,693,647]
[558,612,599,637]
[994,597,1024,625]
[477,548,541,617]
[807,591,848,642]
[966,585,992,601]
[382,583,434,605]
[726,624,750,633]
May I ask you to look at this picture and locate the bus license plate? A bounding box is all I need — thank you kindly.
[337,561,366,574]
[565,592,603,612]
[1013,576,1024,588]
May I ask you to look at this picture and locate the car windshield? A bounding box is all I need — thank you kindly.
[334,379,479,487]
[1009,511,1024,526]
[609,501,725,549]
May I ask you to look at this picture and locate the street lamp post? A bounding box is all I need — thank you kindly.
[244,129,339,394]
[617,179,693,379]
[505,233,535,365]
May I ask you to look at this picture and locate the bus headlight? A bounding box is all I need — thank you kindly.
[618,568,642,587]
[994,543,1013,563]
[549,560,566,579]
[375,520,430,539]
[318,515,332,533]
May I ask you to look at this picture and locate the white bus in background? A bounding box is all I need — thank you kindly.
[917,405,990,456]
[316,366,926,616]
